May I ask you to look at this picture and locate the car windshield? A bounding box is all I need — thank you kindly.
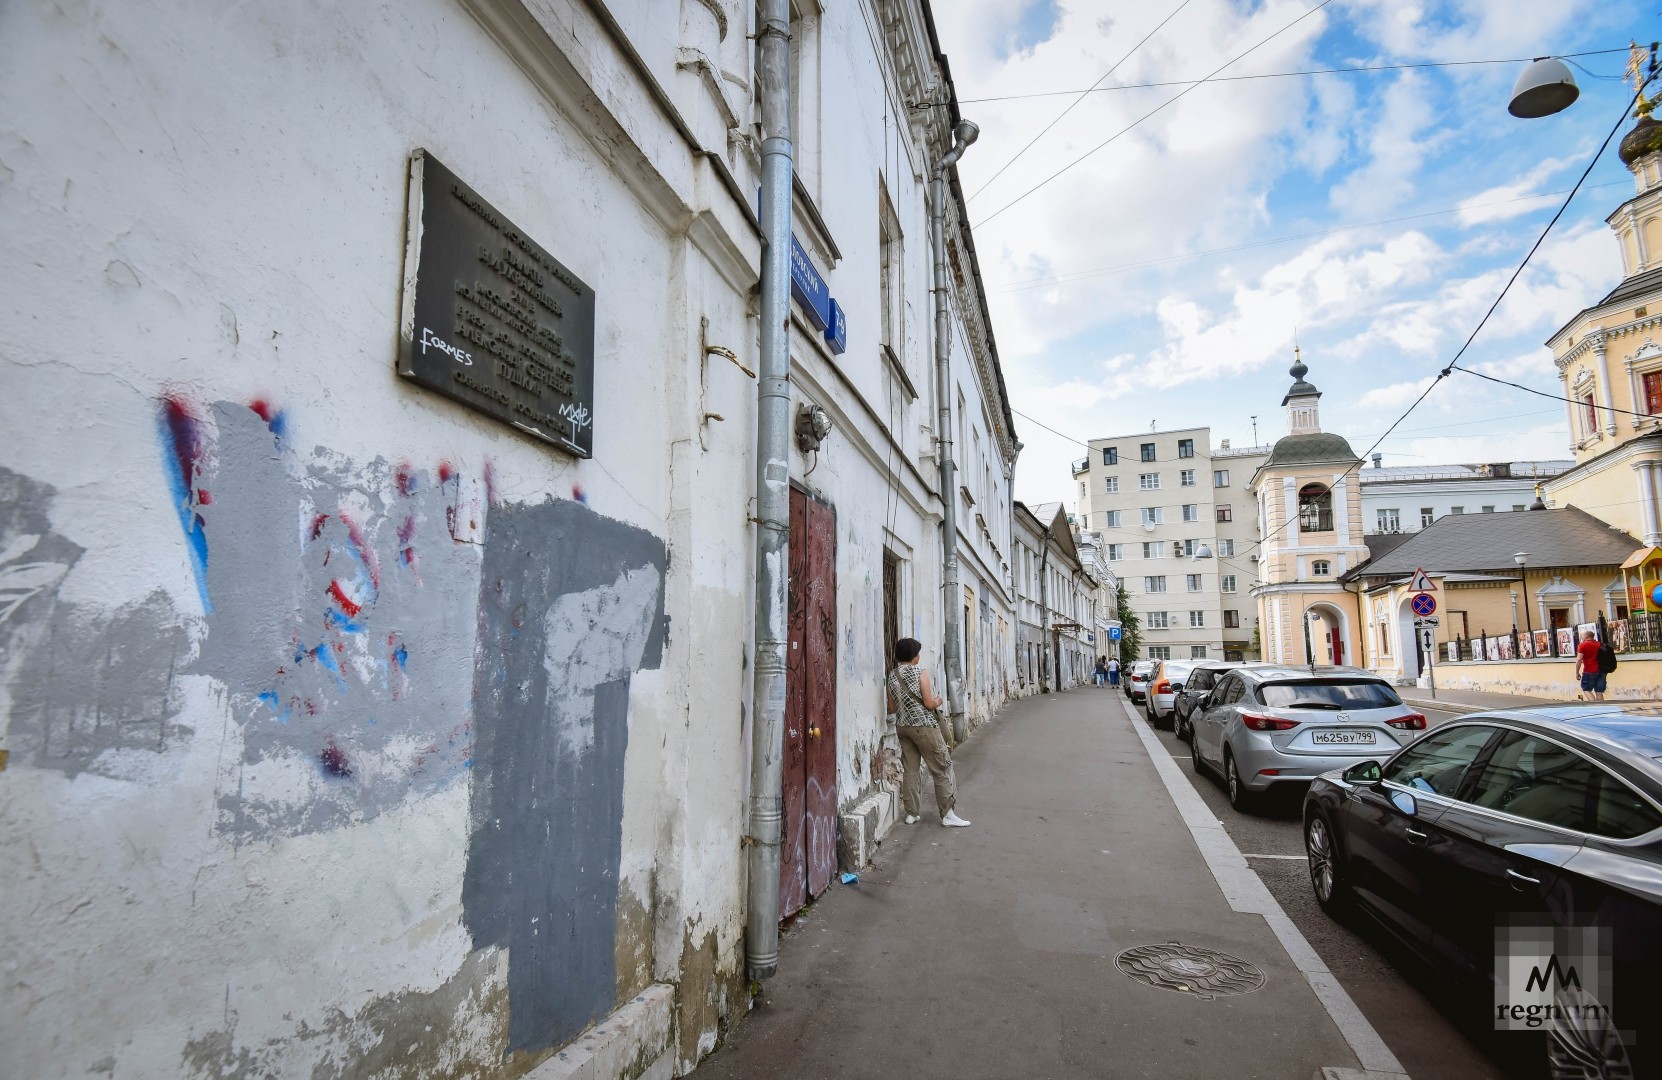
[1257,680,1402,710]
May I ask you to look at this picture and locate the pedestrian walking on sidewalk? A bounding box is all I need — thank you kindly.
[1107,656,1120,688]
[1575,630,1608,700]
[1094,656,1108,687]
[885,638,971,828]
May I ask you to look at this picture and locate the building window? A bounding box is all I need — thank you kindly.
[1221,575,1237,593]
[1182,538,1197,557]
[1139,473,1160,490]
[1187,575,1203,593]
[1312,559,1331,576]
[1189,610,1205,627]
[1142,542,1164,559]
[1214,469,1229,487]
[1177,439,1195,458]
[1451,506,1464,515]
[1582,393,1597,434]
[1420,507,1435,527]
[1512,504,1525,512]
[1217,539,1235,557]
[1645,371,1662,415]
[1080,482,1086,498]
[1147,611,1169,629]
[1140,442,1156,462]
[1103,446,1119,465]
[1104,510,1122,528]
[1224,649,1244,662]
[1107,544,1124,560]
[1180,469,1196,486]
[1216,504,1233,522]
[1145,576,1167,593]
[1182,503,1199,522]
[1224,609,1240,628]
[1104,476,1119,493]
[1149,646,1172,660]
[1142,507,1163,525]
[1297,483,1333,532]
[1190,645,1208,659]
[1377,508,1400,532]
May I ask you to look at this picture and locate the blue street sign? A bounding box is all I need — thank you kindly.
[1108,626,1122,641]
[1411,592,1437,617]
[824,298,847,354]
[789,234,830,332]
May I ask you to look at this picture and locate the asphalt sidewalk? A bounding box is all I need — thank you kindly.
[693,688,1405,1080]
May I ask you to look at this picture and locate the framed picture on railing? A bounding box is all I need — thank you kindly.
[1534,630,1552,656]
[1447,641,1459,662]
[1497,637,1515,661]
[1613,619,1631,652]
[1518,633,1534,659]
[1473,637,1487,661]
[1556,627,1576,656]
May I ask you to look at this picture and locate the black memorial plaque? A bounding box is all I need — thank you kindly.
[397,150,595,457]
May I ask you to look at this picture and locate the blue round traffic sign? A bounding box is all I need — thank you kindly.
[1411,592,1437,617]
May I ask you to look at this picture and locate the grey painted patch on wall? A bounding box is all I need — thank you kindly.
[463,497,667,1055]
[2,466,195,775]
[189,403,487,841]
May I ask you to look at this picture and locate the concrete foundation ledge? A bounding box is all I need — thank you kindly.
[1312,1068,1411,1080]
[527,984,674,1080]
[837,783,900,871]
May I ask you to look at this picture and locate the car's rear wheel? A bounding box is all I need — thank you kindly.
[1174,713,1189,741]
[1305,811,1351,915]
[1189,730,1205,775]
[1225,750,1254,811]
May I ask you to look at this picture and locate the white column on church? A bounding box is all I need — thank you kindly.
[1629,357,1644,430]
[1593,336,1616,436]
[1283,477,1299,546]
[1637,460,1662,547]
[1333,474,1350,545]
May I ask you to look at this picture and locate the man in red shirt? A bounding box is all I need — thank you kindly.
[1575,630,1606,700]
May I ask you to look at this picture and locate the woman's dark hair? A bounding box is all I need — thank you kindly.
[893,637,922,663]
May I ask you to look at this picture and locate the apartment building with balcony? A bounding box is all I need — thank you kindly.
[1073,428,1267,661]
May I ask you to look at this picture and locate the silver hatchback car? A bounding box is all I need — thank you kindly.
[1190,665,1426,810]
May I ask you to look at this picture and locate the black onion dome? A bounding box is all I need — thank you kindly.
[1620,115,1662,166]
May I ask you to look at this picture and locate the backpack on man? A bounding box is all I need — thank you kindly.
[1597,640,1618,675]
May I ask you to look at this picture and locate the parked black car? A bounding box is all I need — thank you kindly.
[1303,706,1662,1075]
[1171,661,1245,742]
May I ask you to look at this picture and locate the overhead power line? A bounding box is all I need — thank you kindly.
[1452,364,1660,422]
[968,0,1196,202]
[959,49,1630,105]
[978,0,1339,228]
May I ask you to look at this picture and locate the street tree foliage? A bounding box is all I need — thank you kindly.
[1114,581,1141,666]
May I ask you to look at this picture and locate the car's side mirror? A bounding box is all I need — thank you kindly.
[1342,760,1383,785]
[1170,682,1184,693]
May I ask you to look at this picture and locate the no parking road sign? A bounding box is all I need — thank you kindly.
[1411,592,1437,617]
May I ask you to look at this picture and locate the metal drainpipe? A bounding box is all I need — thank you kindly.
[745,0,791,983]
[931,158,968,740]
[1038,528,1052,692]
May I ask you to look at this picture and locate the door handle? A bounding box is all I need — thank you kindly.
[1404,827,1428,844]
[808,726,822,739]
[1507,869,1541,890]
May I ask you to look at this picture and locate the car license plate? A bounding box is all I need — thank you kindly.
[1312,730,1376,746]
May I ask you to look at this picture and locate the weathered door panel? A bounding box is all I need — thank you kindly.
[779,490,809,918]
[802,493,838,899]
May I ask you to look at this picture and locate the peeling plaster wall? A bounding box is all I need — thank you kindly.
[0,0,751,1076]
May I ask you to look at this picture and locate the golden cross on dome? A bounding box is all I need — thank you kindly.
[1629,42,1656,119]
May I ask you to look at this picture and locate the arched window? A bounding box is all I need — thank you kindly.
[1298,483,1333,532]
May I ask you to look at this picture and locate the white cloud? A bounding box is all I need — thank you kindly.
[1327,74,1441,216]
[1358,377,1437,409]
[1457,156,1577,226]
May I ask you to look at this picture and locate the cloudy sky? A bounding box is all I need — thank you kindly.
[931,0,1652,509]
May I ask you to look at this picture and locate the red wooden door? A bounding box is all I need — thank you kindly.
[1330,627,1344,666]
[780,487,837,918]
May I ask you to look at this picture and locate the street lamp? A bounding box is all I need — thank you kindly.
[1508,57,1580,118]
[1514,552,1534,646]
[1192,543,1214,560]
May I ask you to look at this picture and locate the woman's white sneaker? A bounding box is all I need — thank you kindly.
[903,814,920,825]
[941,811,971,828]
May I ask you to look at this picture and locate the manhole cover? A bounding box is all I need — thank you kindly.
[1114,943,1265,999]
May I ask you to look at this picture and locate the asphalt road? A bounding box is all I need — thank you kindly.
[1123,692,1555,1080]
